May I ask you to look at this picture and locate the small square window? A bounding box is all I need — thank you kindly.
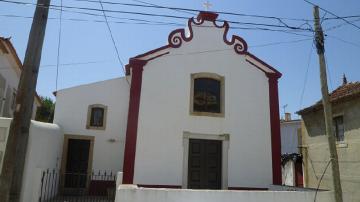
[86,104,107,130]
[333,116,344,142]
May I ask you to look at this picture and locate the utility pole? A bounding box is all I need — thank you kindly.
[0,0,50,201]
[313,6,343,202]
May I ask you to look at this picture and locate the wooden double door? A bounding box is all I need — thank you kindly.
[188,139,222,189]
[61,135,94,194]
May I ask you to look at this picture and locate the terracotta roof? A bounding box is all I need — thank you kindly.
[297,82,360,115]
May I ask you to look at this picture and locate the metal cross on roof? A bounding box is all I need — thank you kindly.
[203,1,212,11]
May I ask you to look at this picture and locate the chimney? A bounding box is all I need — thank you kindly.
[285,113,291,121]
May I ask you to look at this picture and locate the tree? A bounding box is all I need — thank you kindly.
[35,96,55,123]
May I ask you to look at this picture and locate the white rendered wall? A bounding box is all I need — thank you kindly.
[115,185,336,202]
[281,121,301,154]
[0,118,63,202]
[134,21,273,188]
[282,160,295,186]
[0,51,39,118]
[0,53,20,116]
[53,77,129,173]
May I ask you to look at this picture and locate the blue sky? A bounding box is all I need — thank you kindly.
[1,0,359,119]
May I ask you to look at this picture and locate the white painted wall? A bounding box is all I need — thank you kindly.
[282,160,295,186]
[115,185,336,202]
[0,53,21,116]
[53,77,129,173]
[0,118,11,169]
[0,118,63,202]
[0,44,39,118]
[134,20,273,188]
[281,120,301,154]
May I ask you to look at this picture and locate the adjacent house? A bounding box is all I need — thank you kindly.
[280,113,303,187]
[0,37,58,202]
[0,37,41,118]
[53,11,282,192]
[297,76,360,201]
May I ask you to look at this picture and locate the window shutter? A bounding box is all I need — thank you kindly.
[3,86,12,117]
[0,74,5,116]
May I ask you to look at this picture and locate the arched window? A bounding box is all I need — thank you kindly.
[86,104,107,130]
[190,73,224,117]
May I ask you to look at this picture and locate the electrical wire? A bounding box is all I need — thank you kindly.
[0,13,315,37]
[313,159,332,202]
[131,0,196,16]
[0,60,111,70]
[303,0,360,31]
[250,38,312,48]
[72,0,313,22]
[55,0,63,91]
[299,42,314,109]
[98,0,129,84]
[325,17,360,31]
[327,34,360,49]
[0,0,314,32]
[324,54,333,91]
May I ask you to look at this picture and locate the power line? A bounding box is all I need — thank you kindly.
[0,60,111,70]
[131,0,196,16]
[0,14,183,26]
[325,17,360,31]
[325,15,360,20]
[313,159,332,202]
[55,0,63,91]
[327,34,360,49]
[0,0,314,32]
[324,54,333,91]
[98,0,129,84]
[250,38,312,48]
[303,0,360,31]
[72,0,313,22]
[299,42,314,108]
[0,13,315,37]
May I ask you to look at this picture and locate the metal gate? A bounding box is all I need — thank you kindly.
[39,169,116,202]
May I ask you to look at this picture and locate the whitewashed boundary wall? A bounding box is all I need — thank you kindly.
[0,118,63,202]
[115,185,340,202]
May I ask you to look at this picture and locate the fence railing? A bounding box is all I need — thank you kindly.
[39,169,116,202]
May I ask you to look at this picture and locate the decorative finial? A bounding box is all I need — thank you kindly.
[203,1,212,11]
[342,73,348,85]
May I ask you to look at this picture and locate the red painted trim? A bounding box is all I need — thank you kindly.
[137,184,182,189]
[228,187,268,191]
[246,52,282,77]
[245,59,269,75]
[122,58,147,184]
[268,76,282,185]
[197,11,219,21]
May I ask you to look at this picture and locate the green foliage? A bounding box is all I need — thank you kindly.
[35,96,55,123]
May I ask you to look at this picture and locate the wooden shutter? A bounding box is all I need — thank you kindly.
[0,74,5,116]
[3,86,12,117]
